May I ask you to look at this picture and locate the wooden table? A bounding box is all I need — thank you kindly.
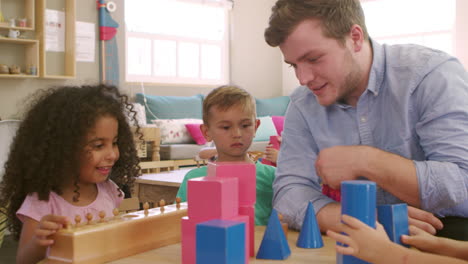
[109,226,336,264]
[134,169,189,206]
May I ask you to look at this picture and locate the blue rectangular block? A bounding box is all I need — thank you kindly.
[377,204,409,247]
[196,219,246,264]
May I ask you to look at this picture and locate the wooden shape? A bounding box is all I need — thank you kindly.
[338,181,376,264]
[239,205,255,257]
[187,176,238,221]
[207,162,256,206]
[196,219,246,264]
[277,213,289,239]
[297,201,323,248]
[262,135,280,166]
[182,215,249,264]
[377,204,409,247]
[256,209,290,260]
[45,202,188,264]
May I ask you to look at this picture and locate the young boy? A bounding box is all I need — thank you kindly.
[327,214,468,264]
[176,85,276,226]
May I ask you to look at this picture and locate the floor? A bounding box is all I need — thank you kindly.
[0,235,18,263]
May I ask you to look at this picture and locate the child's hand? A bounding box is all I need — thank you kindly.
[264,145,279,162]
[401,225,441,253]
[326,214,392,263]
[35,214,69,246]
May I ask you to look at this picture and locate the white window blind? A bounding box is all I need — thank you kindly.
[361,0,456,55]
[125,0,231,86]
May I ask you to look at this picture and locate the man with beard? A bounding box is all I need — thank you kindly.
[265,0,468,240]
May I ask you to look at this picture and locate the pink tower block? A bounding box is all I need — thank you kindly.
[239,205,255,257]
[187,176,239,221]
[269,135,281,149]
[182,215,250,264]
[207,162,256,206]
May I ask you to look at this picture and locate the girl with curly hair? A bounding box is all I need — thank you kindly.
[0,84,141,264]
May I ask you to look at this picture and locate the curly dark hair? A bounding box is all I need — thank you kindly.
[0,84,141,239]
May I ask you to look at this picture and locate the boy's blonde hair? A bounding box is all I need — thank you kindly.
[265,0,369,47]
[203,85,256,125]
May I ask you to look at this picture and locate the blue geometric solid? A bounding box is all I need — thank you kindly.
[377,204,409,247]
[337,180,377,264]
[256,209,291,260]
[297,201,323,248]
[196,219,246,264]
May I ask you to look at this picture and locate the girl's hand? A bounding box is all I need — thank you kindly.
[401,225,441,253]
[326,214,393,262]
[264,146,279,163]
[35,214,69,246]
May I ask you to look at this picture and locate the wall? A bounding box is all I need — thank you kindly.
[0,0,283,119]
[0,0,99,119]
[456,0,468,69]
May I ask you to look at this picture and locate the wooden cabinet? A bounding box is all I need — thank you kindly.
[0,0,35,30]
[0,0,38,78]
[0,38,39,78]
[36,0,76,79]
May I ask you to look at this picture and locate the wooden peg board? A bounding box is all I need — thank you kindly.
[44,202,188,264]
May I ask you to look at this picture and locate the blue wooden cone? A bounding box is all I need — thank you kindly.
[297,201,323,248]
[256,209,291,260]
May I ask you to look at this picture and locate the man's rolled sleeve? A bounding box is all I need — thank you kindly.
[415,160,468,215]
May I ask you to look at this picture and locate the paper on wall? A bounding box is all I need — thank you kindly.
[76,21,96,62]
[45,9,65,52]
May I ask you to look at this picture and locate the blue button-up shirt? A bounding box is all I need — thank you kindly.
[274,40,468,230]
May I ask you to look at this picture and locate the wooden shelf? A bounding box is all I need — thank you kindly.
[0,38,39,78]
[0,73,38,78]
[0,37,38,44]
[0,26,35,31]
[0,0,35,30]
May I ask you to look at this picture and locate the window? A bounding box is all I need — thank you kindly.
[125,0,232,86]
[361,0,456,55]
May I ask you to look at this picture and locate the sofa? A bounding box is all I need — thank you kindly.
[134,93,289,166]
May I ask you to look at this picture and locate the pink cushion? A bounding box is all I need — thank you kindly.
[185,123,206,145]
[272,116,285,135]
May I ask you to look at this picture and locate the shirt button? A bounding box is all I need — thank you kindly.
[360,116,367,122]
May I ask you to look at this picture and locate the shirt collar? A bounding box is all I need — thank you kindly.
[367,38,385,96]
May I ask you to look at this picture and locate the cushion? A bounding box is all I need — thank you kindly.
[152,119,203,144]
[255,96,290,117]
[272,116,285,135]
[253,116,277,142]
[135,93,204,123]
[185,123,207,145]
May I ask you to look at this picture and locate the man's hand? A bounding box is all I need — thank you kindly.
[315,146,366,189]
[407,206,443,235]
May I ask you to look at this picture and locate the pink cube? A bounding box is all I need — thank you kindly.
[187,176,238,221]
[208,162,256,206]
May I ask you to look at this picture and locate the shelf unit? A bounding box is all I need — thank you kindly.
[36,0,76,79]
[0,0,35,30]
[0,37,39,78]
